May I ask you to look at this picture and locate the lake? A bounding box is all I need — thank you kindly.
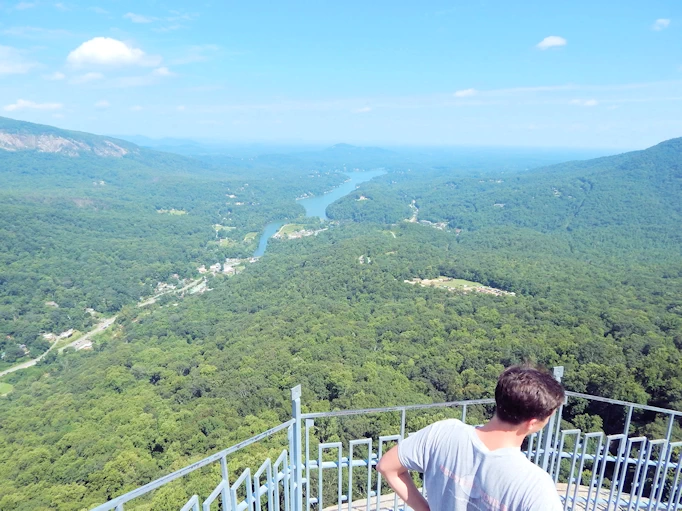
[253,169,386,257]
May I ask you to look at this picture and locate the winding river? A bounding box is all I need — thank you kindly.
[253,169,386,257]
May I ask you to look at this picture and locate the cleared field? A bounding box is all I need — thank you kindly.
[431,277,484,288]
[278,223,305,236]
[405,276,515,296]
[157,209,187,215]
[409,276,484,289]
[214,224,236,232]
[0,382,14,396]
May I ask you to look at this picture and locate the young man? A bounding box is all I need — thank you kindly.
[376,365,565,511]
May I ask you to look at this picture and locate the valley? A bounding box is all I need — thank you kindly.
[0,118,681,510]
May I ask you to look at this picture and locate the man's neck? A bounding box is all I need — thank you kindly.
[474,416,528,451]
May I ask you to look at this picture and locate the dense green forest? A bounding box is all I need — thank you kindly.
[0,118,355,365]
[0,118,681,510]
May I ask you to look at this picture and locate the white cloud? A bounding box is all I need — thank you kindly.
[67,37,162,67]
[15,2,35,10]
[492,85,575,94]
[156,11,198,31]
[353,106,372,113]
[153,25,183,33]
[130,105,143,111]
[71,71,104,84]
[89,7,109,15]
[167,11,198,22]
[52,113,64,119]
[54,3,69,10]
[124,12,156,23]
[43,71,66,80]
[95,100,110,109]
[653,19,671,31]
[152,66,174,76]
[536,36,567,50]
[177,105,186,111]
[108,68,174,88]
[4,99,63,111]
[0,45,36,75]
[570,99,599,107]
[454,88,477,98]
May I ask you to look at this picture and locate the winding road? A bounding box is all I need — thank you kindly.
[0,316,117,378]
[0,277,204,379]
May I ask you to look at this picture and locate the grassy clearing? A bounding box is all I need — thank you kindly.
[214,224,236,232]
[218,238,237,247]
[244,232,258,242]
[433,278,484,289]
[0,382,14,396]
[278,224,305,236]
[405,276,513,296]
[157,209,187,215]
[406,276,484,289]
[52,331,83,351]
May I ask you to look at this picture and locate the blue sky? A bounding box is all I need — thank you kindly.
[1,0,681,148]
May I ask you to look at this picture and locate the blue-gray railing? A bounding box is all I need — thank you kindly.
[92,368,682,511]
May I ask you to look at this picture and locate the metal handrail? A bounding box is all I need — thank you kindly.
[90,419,295,511]
[90,369,682,511]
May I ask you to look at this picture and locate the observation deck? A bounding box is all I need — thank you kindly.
[93,368,682,511]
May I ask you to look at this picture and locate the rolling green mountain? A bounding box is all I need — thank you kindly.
[0,117,345,366]
[329,137,682,249]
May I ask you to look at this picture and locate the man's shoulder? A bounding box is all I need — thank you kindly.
[510,457,558,491]
[422,418,467,434]
[518,463,562,508]
[398,418,471,472]
[500,451,552,474]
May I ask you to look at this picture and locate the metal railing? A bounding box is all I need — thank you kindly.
[92,368,682,511]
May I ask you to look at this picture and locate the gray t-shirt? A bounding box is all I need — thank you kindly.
[398,419,562,511]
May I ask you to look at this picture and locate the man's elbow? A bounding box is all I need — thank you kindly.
[376,456,388,475]
[376,446,401,476]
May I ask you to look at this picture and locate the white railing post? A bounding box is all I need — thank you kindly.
[541,366,564,471]
[291,386,303,511]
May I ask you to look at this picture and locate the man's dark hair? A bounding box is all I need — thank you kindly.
[494,365,565,424]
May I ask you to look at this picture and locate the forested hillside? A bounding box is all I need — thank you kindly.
[0,124,681,510]
[328,137,682,250]
[0,117,349,365]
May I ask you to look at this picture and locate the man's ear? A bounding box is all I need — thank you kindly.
[521,418,538,434]
[523,417,546,434]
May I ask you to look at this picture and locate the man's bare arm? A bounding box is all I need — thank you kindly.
[376,446,430,511]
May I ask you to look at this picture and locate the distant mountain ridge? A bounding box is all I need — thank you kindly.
[460,136,682,235]
[324,143,394,155]
[0,116,137,158]
[324,134,682,251]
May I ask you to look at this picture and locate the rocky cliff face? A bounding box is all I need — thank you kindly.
[0,132,130,157]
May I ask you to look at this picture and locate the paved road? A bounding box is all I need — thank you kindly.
[0,315,117,378]
[0,277,202,379]
[137,277,204,307]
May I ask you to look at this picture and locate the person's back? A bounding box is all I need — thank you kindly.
[377,365,565,511]
[398,419,561,511]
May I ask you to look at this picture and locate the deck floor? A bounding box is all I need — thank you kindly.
[321,484,650,511]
